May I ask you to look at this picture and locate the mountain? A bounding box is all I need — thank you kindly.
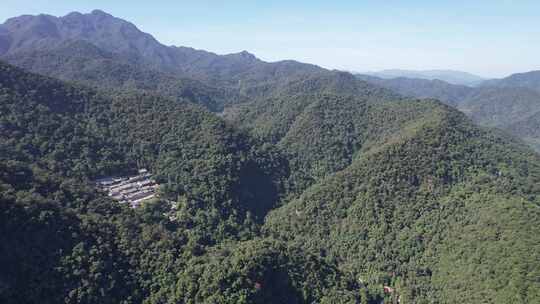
[508,111,540,151]
[0,10,326,98]
[0,10,185,68]
[356,74,473,106]
[1,39,246,111]
[264,105,540,302]
[0,59,289,223]
[225,78,540,302]
[357,74,540,152]
[3,57,540,303]
[0,60,369,303]
[2,9,540,304]
[364,69,486,86]
[459,86,540,127]
[481,70,540,93]
[247,94,540,303]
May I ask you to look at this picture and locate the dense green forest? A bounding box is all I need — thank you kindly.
[225,84,540,302]
[0,61,373,303]
[356,74,540,152]
[1,9,540,304]
[2,40,246,112]
[2,60,539,303]
[261,99,540,303]
[508,111,540,151]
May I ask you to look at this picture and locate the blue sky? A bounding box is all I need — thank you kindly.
[1,0,539,78]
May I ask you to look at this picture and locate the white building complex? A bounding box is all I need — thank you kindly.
[95,169,159,208]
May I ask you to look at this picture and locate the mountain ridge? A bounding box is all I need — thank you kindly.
[481,70,540,92]
[363,69,486,86]
[357,73,540,152]
[1,10,392,112]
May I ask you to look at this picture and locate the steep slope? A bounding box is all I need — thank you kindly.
[0,10,326,95]
[0,60,369,303]
[482,70,540,92]
[225,75,540,302]
[357,74,540,151]
[0,60,285,232]
[2,9,540,304]
[2,40,245,111]
[263,103,540,303]
[0,163,364,304]
[0,10,179,66]
[174,238,363,303]
[225,76,406,192]
[508,111,540,151]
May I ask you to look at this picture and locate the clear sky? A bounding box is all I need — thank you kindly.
[1,0,539,78]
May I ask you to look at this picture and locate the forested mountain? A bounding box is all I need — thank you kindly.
[0,9,204,71]
[2,10,418,112]
[263,105,540,302]
[223,79,540,302]
[508,111,540,151]
[356,75,473,106]
[482,70,540,92]
[2,9,540,304]
[225,89,416,190]
[357,74,540,151]
[364,69,485,86]
[0,58,287,239]
[0,60,370,303]
[459,87,540,127]
[0,10,326,97]
[2,53,540,303]
[1,40,245,111]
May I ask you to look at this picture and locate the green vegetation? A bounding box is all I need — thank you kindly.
[226,78,540,302]
[2,58,540,303]
[356,74,473,106]
[482,70,540,92]
[1,9,540,304]
[3,40,245,111]
[508,111,540,151]
[356,74,540,152]
[459,87,540,128]
[0,61,367,303]
[262,100,540,303]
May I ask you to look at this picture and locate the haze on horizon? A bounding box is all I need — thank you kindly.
[1,0,539,78]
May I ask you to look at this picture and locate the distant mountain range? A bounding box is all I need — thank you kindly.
[481,70,540,92]
[0,9,325,95]
[357,72,540,151]
[363,69,486,86]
